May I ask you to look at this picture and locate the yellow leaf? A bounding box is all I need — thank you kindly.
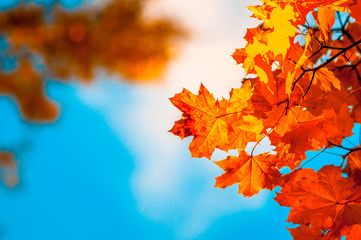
[267,5,298,57]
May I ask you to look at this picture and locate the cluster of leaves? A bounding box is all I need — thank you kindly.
[170,0,361,239]
[0,0,184,187]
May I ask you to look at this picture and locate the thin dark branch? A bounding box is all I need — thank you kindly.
[305,38,361,73]
[299,145,329,168]
[344,138,356,148]
[303,70,316,97]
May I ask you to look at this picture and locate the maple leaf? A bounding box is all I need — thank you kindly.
[170,85,232,159]
[266,4,298,57]
[232,48,247,65]
[232,29,269,75]
[275,165,361,239]
[214,150,281,197]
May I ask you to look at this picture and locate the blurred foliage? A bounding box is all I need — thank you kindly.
[0,0,185,187]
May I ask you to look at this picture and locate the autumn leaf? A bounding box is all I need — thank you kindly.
[266,4,298,57]
[214,150,281,197]
[232,48,247,65]
[275,165,361,239]
[170,85,231,159]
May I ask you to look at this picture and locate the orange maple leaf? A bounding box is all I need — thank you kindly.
[275,165,361,239]
[169,85,231,159]
[214,150,281,197]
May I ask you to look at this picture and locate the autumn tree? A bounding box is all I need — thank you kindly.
[0,0,184,187]
[170,1,361,239]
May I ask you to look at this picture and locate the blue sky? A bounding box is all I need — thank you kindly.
[0,0,352,239]
[0,80,291,240]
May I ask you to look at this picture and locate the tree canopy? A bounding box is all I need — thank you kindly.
[171,1,361,239]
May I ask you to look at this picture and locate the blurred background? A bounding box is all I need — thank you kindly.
[0,0,294,239]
